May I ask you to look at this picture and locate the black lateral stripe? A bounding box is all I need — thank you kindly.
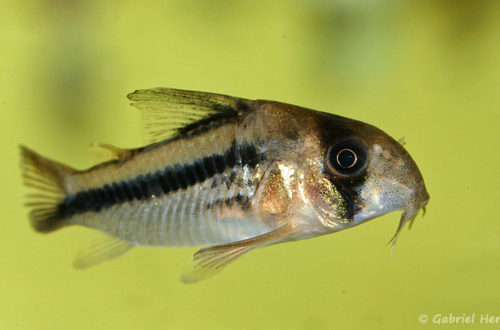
[58,140,263,218]
[173,164,189,189]
[103,184,116,204]
[202,156,217,178]
[183,164,198,186]
[131,177,144,199]
[224,141,238,168]
[111,182,126,203]
[138,175,151,197]
[97,188,109,207]
[165,169,181,191]
[193,160,208,182]
[89,190,102,209]
[156,170,172,194]
[145,173,164,196]
[213,154,226,173]
[119,181,135,201]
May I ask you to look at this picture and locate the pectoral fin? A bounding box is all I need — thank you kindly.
[181,225,293,284]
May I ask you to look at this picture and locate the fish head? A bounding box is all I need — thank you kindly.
[302,112,429,242]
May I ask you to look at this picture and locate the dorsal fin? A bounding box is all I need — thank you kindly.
[127,88,251,143]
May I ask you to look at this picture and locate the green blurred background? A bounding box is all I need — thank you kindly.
[2,1,499,329]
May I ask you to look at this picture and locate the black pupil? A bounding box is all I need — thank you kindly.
[337,149,356,168]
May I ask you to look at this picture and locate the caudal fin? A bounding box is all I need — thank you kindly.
[20,146,74,233]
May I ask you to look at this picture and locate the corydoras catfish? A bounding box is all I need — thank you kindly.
[20,88,429,283]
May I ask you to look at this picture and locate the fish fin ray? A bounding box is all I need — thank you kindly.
[20,146,74,233]
[127,88,250,143]
[181,245,253,284]
[73,235,133,269]
[88,142,134,162]
[181,224,293,284]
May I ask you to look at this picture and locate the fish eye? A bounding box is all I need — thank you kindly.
[326,139,368,176]
[336,148,357,168]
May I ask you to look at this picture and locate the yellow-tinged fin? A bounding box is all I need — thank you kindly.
[88,142,134,162]
[181,225,293,284]
[73,235,133,269]
[20,146,74,233]
[127,87,249,143]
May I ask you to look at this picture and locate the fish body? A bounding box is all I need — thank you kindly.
[21,88,429,283]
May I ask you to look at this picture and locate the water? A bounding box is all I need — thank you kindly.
[2,1,498,329]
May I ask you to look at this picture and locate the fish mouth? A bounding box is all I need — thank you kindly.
[351,185,429,257]
[388,196,429,257]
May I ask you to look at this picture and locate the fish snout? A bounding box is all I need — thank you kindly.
[397,152,430,220]
[353,144,429,225]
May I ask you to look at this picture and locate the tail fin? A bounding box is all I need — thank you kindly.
[20,146,75,233]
